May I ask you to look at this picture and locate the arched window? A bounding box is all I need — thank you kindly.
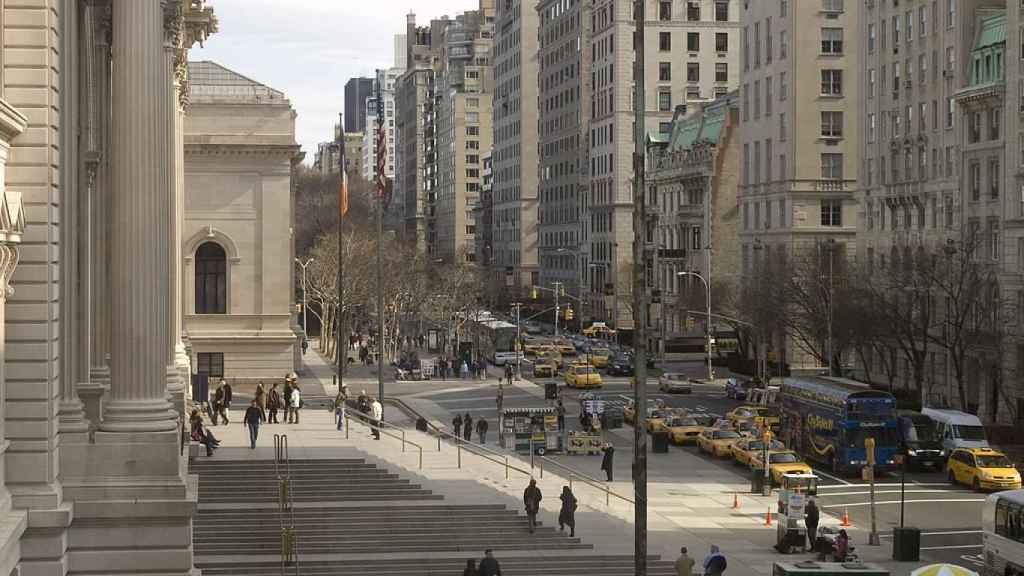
[195,242,227,314]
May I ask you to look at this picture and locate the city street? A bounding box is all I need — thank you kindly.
[369,356,988,570]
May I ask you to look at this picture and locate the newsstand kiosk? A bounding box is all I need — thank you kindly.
[500,407,562,455]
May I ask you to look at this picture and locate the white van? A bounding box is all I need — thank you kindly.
[921,407,989,452]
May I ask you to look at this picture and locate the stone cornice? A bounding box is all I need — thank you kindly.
[184,143,302,158]
[0,98,29,144]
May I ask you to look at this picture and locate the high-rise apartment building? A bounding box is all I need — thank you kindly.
[362,68,402,183]
[738,0,862,370]
[587,0,740,332]
[1002,4,1024,424]
[434,3,495,264]
[537,0,593,301]
[492,0,541,292]
[344,77,374,133]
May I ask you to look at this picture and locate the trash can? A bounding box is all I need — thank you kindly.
[892,527,921,561]
[544,382,558,400]
[651,431,670,453]
[751,469,766,494]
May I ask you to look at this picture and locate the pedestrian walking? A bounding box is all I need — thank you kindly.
[702,545,727,576]
[463,412,473,442]
[360,346,369,365]
[452,414,463,439]
[255,382,267,420]
[267,382,281,424]
[243,400,264,449]
[476,418,489,444]
[223,380,233,410]
[212,382,228,425]
[675,547,696,576]
[496,384,504,414]
[804,497,820,551]
[289,383,302,424]
[600,443,615,482]
[334,386,349,431]
[356,389,369,417]
[556,400,566,431]
[370,397,382,440]
[462,559,479,576]
[478,549,501,576]
[504,363,513,386]
[283,380,293,424]
[461,360,469,379]
[558,486,577,537]
[439,358,448,380]
[523,478,542,534]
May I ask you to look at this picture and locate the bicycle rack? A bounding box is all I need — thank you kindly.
[274,434,299,576]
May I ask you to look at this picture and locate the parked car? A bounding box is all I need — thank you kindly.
[657,373,693,394]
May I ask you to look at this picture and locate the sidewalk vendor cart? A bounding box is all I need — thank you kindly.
[500,407,562,455]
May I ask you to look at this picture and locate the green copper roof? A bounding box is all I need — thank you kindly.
[667,104,727,151]
[975,12,1006,50]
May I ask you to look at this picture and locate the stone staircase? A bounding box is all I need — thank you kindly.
[190,457,677,575]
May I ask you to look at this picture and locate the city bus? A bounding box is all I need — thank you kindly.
[983,489,1024,576]
[779,376,899,476]
[465,314,520,366]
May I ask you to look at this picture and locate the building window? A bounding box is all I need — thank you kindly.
[868,23,876,53]
[989,107,1001,140]
[715,62,728,82]
[687,0,700,21]
[868,68,876,98]
[821,28,843,54]
[688,62,700,82]
[659,32,671,51]
[779,112,787,141]
[716,32,728,52]
[821,199,843,226]
[658,89,672,111]
[715,0,729,21]
[989,158,1001,199]
[779,30,788,59]
[688,32,700,52]
[822,0,843,13]
[659,62,671,81]
[660,1,672,20]
[821,70,842,95]
[196,352,224,379]
[195,242,227,314]
[867,113,876,142]
[969,160,981,201]
[946,0,955,28]
[821,111,843,138]
[989,219,1000,261]
[779,71,787,100]
[821,153,843,180]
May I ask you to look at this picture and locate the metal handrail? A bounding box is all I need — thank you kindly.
[538,456,634,506]
[344,410,423,469]
[273,434,299,576]
[435,428,531,480]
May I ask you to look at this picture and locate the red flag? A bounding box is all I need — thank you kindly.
[339,169,349,217]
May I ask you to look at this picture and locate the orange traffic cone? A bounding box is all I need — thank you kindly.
[732,493,740,509]
[764,507,772,526]
[840,508,851,527]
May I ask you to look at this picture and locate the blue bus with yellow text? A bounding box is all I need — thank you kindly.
[779,376,899,476]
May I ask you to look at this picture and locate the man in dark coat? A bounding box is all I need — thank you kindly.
[523,478,542,533]
[601,443,615,481]
[452,414,463,439]
[804,497,820,550]
[223,381,233,409]
[558,485,577,536]
[463,412,473,441]
[476,418,489,444]
[478,549,501,576]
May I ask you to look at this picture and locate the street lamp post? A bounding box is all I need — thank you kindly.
[295,257,314,340]
[677,271,713,382]
[825,238,836,376]
[511,302,523,380]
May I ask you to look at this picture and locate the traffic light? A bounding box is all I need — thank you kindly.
[564,306,574,321]
[685,314,695,330]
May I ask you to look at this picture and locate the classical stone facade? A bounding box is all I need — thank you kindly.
[182,61,300,383]
[0,1,215,574]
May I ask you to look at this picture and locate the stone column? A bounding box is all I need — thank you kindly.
[163,1,185,416]
[100,0,176,432]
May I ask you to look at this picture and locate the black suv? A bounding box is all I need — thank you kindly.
[896,411,945,470]
[606,356,635,376]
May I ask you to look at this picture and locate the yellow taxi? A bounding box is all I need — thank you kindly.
[947,448,1022,492]
[749,450,814,485]
[535,348,563,369]
[726,405,780,430]
[656,415,704,445]
[564,364,603,389]
[588,347,612,368]
[644,409,672,433]
[554,339,577,356]
[697,428,744,457]
[623,401,663,425]
[532,355,558,378]
[731,438,787,467]
[582,322,616,339]
[522,338,546,356]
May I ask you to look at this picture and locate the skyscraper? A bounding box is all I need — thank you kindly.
[344,76,374,133]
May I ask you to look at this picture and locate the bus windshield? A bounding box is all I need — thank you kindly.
[846,427,898,449]
[953,425,987,441]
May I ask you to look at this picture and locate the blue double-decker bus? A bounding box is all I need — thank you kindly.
[779,376,899,476]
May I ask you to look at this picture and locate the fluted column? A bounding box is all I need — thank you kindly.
[163,1,185,413]
[101,0,176,432]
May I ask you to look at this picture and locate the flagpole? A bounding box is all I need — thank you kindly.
[337,113,345,390]
[375,70,385,416]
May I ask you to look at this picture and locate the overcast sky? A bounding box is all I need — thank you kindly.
[191,0,476,162]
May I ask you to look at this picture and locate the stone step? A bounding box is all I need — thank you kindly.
[198,493,443,503]
[196,516,529,528]
[198,482,418,492]
[194,524,557,539]
[190,459,367,467]
[194,556,677,576]
[196,471,400,480]
[196,503,507,516]
[195,540,595,555]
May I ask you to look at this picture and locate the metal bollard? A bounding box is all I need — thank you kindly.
[539,458,544,478]
[457,442,462,468]
[401,430,406,452]
[504,456,509,480]
[345,414,350,439]
[278,478,290,512]
[280,527,295,565]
